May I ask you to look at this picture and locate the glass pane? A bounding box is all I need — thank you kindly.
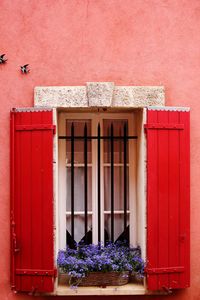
[66,167,92,212]
[103,119,129,242]
[104,214,129,242]
[66,167,92,243]
[66,120,91,164]
[66,119,92,244]
[103,119,129,164]
[66,215,92,244]
[104,166,129,211]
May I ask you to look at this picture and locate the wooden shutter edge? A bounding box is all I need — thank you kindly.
[179,111,190,288]
[10,111,16,290]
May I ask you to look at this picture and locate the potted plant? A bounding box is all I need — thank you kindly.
[57,242,145,287]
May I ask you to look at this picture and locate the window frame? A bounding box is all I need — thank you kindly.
[57,111,137,249]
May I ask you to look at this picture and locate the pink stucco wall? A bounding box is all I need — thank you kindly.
[0,0,200,299]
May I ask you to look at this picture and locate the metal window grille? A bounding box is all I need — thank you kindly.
[59,123,137,246]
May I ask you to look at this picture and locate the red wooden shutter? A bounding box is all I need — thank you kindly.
[145,107,190,291]
[10,108,56,293]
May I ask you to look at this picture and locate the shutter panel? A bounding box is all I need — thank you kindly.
[145,107,190,291]
[10,109,56,293]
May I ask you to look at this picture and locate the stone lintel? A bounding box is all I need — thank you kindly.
[113,86,165,107]
[34,86,88,108]
[87,82,114,107]
[34,83,165,108]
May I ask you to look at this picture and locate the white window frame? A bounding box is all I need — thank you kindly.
[57,111,137,249]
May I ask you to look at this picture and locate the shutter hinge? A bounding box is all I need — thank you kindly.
[15,124,56,133]
[53,125,56,135]
[145,266,184,274]
[144,123,184,130]
[16,269,56,276]
[54,268,58,277]
[28,287,37,296]
[162,286,173,294]
[11,285,17,292]
[11,212,20,253]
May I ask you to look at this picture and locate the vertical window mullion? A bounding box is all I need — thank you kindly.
[71,123,74,241]
[58,115,67,250]
[111,123,114,242]
[128,114,137,247]
[124,122,127,232]
[97,123,101,243]
[91,117,98,244]
[84,123,88,243]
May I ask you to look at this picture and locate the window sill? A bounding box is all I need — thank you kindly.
[55,283,146,296]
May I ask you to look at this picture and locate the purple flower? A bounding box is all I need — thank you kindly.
[57,242,145,286]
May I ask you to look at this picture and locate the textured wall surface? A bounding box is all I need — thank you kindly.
[0,0,200,299]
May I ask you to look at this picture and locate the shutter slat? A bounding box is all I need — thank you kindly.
[31,111,43,291]
[10,112,15,289]
[146,110,159,290]
[11,109,55,293]
[20,112,32,291]
[157,111,169,290]
[146,108,190,291]
[15,112,22,291]
[168,111,180,289]
[42,111,55,292]
[179,112,190,288]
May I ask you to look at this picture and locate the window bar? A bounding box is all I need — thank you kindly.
[110,123,114,242]
[123,123,127,231]
[84,123,88,243]
[71,122,75,241]
[97,123,101,243]
[59,136,137,140]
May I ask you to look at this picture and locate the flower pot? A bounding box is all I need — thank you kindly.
[59,271,130,287]
[129,272,144,284]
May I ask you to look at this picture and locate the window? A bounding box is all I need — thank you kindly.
[10,107,190,295]
[58,112,137,249]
